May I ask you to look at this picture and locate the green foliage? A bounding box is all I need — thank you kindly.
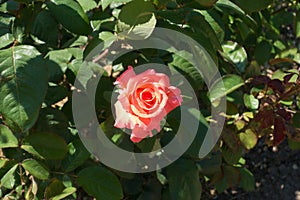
[22,159,49,180]
[46,0,92,35]
[21,132,68,160]
[0,46,48,132]
[0,0,299,199]
[77,166,123,200]
[166,159,202,200]
[0,125,18,148]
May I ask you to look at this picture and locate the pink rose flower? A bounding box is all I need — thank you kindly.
[114,66,183,143]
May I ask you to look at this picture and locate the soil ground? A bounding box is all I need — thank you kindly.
[204,140,300,200]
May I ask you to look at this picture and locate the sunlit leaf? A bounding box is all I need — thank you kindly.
[239,129,257,150]
[0,125,18,148]
[209,74,244,106]
[22,159,49,180]
[0,45,48,132]
[0,164,17,189]
[222,41,247,72]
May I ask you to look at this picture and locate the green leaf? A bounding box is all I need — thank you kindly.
[184,108,209,158]
[195,0,218,7]
[169,51,204,91]
[89,76,114,111]
[291,112,300,128]
[215,175,229,193]
[46,48,73,83]
[222,145,243,165]
[137,177,162,200]
[222,128,240,150]
[45,178,65,199]
[277,48,300,64]
[135,136,157,152]
[44,178,76,200]
[0,164,17,189]
[101,0,113,10]
[62,139,90,172]
[0,124,18,148]
[117,0,157,39]
[51,187,77,200]
[223,165,240,187]
[0,15,14,36]
[83,31,116,60]
[0,158,9,169]
[222,41,247,72]
[215,0,257,30]
[34,108,70,138]
[199,10,225,43]
[243,94,259,110]
[216,0,245,15]
[77,166,123,200]
[44,85,68,106]
[209,74,244,105]
[22,132,68,160]
[233,0,274,13]
[31,10,59,47]
[77,0,97,12]
[0,1,19,13]
[239,129,257,150]
[46,0,92,35]
[188,11,222,51]
[0,33,14,49]
[155,8,188,25]
[163,107,209,159]
[295,6,300,38]
[166,158,202,200]
[197,151,222,176]
[0,45,48,132]
[239,168,255,191]
[118,0,154,26]
[118,13,157,40]
[121,176,143,195]
[288,139,300,150]
[22,159,49,180]
[254,40,272,65]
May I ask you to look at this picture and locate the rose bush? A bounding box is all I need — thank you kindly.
[0,0,300,199]
[114,66,183,142]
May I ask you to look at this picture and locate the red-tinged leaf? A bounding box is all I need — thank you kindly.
[196,0,218,7]
[223,165,240,187]
[255,110,274,129]
[251,75,270,85]
[269,58,293,65]
[268,79,285,94]
[222,128,240,151]
[276,108,292,121]
[273,117,286,146]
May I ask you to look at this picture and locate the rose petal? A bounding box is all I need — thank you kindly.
[164,86,183,114]
[130,127,152,143]
[114,100,131,128]
[114,67,183,143]
[130,90,168,118]
[114,100,140,129]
